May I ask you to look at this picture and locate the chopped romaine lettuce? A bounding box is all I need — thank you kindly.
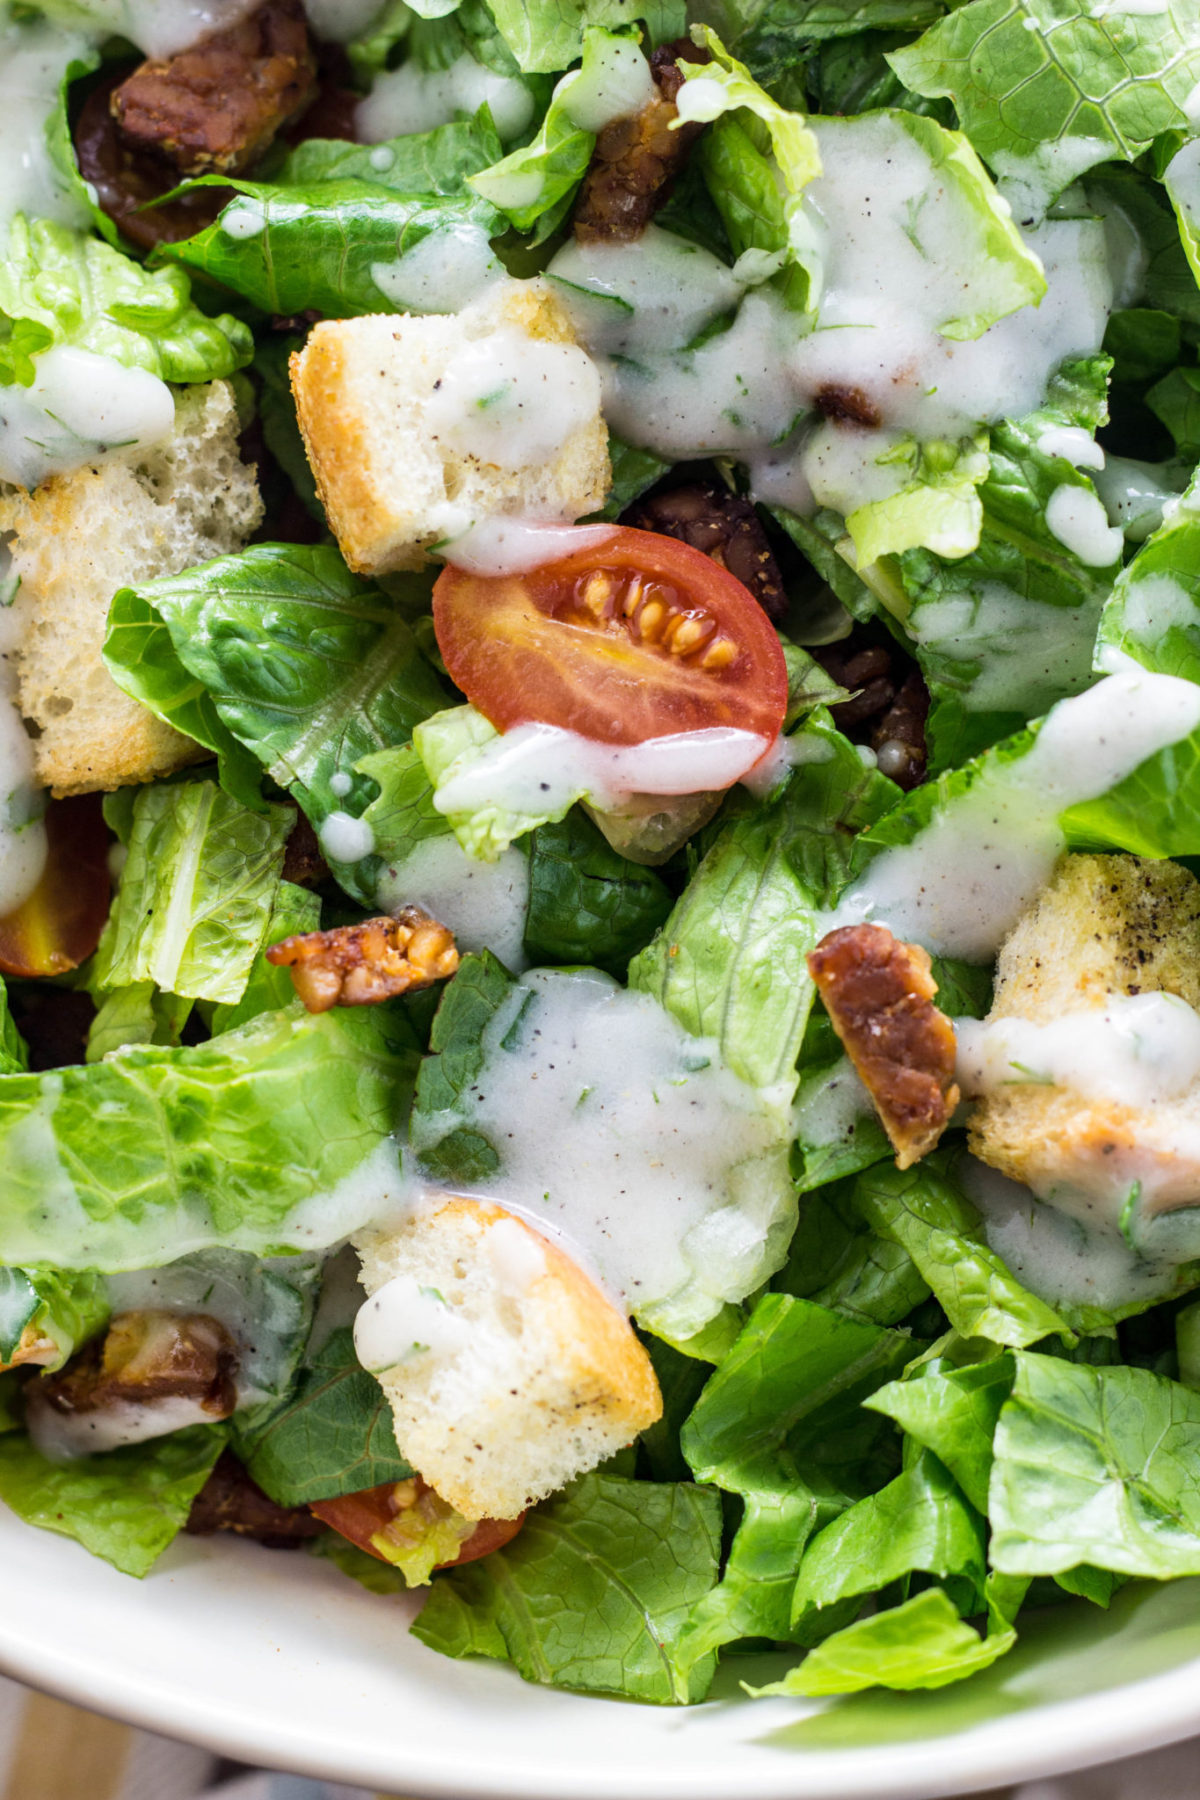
[0,216,251,386]
[91,780,292,1007]
[412,1473,722,1702]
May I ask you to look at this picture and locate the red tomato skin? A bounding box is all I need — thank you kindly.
[0,794,111,978]
[433,527,787,751]
[311,1480,525,1569]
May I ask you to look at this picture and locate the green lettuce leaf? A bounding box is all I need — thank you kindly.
[0,215,251,385]
[0,1004,417,1271]
[0,1425,225,1577]
[990,1351,1200,1579]
[1164,139,1200,293]
[469,29,639,237]
[844,431,991,566]
[629,711,900,1095]
[409,950,512,1186]
[91,780,292,1006]
[865,1353,1013,1512]
[414,704,575,860]
[890,0,1200,204]
[233,1326,413,1506]
[749,1585,1014,1697]
[483,0,684,74]
[674,1293,913,1669]
[103,589,265,812]
[411,1472,722,1703]
[523,810,672,977]
[85,983,193,1063]
[682,30,823,309]
[878,357,1115,769]
[0,1265,107,1368]
[108,546,447,834]
[852,1159,1072,1348]
[164,181,502,319]
[1096,473,1200,679]
[790,1448,986,1637]
[277,113,504,194]
[209,881,322,1035]
[774,1175,929,1323]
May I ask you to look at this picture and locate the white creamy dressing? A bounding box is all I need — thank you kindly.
[1044,484,1124,566]
[0,16,92,232]
[826,672,1200,962]
[1095,455,1185,542]
[376,832,530,972]
[1106,571,1197,647]
[433,721,773,819]
[302,0,396,42]
[357,54,534,146]
[354,1211,545,1371]
[793,1055,873,1152]
[355,1272,468,1369]
[906,581,1102,714]
[371,223,504,315]
[558,34,656,133]
[53,0,257,57]
[442,519,616,575]
[957,993,1200,1108]
[318,809,375,864]
[409,968,792,1317]
[549,225,745,355]
[0,345,175,491]
[425,326,601,467]
[29,1392,220,1461]
[960,1156,1183,1314]
[546,118,1113,515]
[0,588,46,915]
[1037,426,1105,470]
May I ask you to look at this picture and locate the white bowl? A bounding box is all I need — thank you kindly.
[3,1502,1200,1798]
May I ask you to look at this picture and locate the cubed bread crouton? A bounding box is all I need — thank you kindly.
[966,853,1200,1224]
[0,379,262,796]
[353,1197,661,1520]
[290,280,611,574]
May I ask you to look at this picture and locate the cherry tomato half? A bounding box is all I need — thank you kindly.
[311,1478,525,1569]
[0,794,111,977]
[432,527,788,752]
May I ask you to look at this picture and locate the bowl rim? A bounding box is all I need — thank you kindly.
[4,1546,1200,1800]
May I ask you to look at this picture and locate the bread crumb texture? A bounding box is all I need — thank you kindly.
[968,852,1200,1206]
[354,1198,661,1520]
[290,280,611,575]
[0,379,262,796]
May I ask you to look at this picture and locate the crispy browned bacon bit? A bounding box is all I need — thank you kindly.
[186,1450,327,1547]
[266,908,460,1013]
[74,70,229,250]
[622,482,788,621]
[110,0,318,177]
[30,1311,239,1426]
[572,40,711,243]
[807,923,959,1170]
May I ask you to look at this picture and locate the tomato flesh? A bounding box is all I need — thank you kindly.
[433,527,787,756]
[312,1478,524,1569]
[0,794,111,977]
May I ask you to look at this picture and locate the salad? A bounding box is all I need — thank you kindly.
[0,0,1198,1716]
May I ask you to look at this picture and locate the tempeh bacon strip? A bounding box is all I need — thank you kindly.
[807,922,959,1170]
[266,907,459,1013]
